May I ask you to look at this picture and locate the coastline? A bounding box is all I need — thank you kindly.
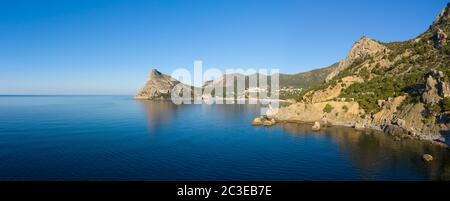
[133,96,292,103]
[273,119,449,148]
[134,96,447,147]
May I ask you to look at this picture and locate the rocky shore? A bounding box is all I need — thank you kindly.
[252,69,449,147]
[254,115,448,147]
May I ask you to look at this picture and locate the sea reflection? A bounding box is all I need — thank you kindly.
[200,103,261,118]
[278,123,450,180]
[2,96,448,180]
[139,101,262,124]
[135,101,450,180]
[137,100,182,131]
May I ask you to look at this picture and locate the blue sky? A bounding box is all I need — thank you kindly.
[0,0,447,94]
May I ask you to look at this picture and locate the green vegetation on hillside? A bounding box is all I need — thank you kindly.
[443,97,450,112]
[334,26,450,114]
[338,69,429,113]
[278,63,338,90]
[342,105,349,112]
[323,104,334,113]
[279,90,303,100]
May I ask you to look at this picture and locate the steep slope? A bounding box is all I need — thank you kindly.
[279,63,338,89]
[326,37,389,82]
[200,62,338,100]
[134,69,190,100]
[202,63,337,90]
[275,3,450,143]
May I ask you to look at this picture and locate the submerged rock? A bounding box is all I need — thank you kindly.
[312,121,321,131]
[252,116,276,127]
[422,154,433,162]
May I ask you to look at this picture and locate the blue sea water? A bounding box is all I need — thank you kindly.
[0,95,448,180]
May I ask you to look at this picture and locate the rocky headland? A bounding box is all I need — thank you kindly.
[266,3,450,145]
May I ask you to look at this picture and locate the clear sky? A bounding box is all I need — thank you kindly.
[0,0,447,95]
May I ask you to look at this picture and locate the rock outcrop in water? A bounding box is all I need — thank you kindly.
[252,116,276,127]
[312,121,321,131]
[422,154,434,162]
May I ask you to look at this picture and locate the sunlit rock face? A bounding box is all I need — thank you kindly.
[272,3,450,144]
[135,69,192,100]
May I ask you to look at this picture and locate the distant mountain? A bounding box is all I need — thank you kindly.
[201,64,337,89]
[199,63,338,99]
[278,63,339,89]
[137,63,338,100]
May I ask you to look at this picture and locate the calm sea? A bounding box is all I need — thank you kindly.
[0,95,448,180]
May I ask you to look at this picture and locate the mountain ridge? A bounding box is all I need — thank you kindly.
[135,62,338,100]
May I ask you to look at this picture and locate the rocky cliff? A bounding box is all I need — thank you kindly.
[134,69,188,100]
[325,36,389,82]
[273,3,450,144]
